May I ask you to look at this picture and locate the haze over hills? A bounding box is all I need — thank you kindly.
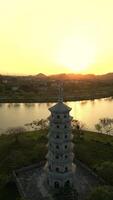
[1,72,113,81]
[35,72,113,80]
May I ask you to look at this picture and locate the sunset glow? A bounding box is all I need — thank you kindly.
[57,36,96,73]
[0,0,113,75]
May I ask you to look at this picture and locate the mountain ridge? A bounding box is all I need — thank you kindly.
[1,72,113,80]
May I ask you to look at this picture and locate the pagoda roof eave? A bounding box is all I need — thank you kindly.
[49,102,71,113]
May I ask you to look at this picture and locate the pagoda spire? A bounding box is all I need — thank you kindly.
[58,84,63,103]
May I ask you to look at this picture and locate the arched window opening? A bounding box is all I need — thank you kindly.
[54,181,60,188]
[49,165,51,170]
[64,115,67,118]
[65,155,68,159]
[65,167,68,172]
[57,115,60,119]
[65,180,70,186]
[56,167,59,172]
[65,145,67,149]
[64,125,67,128]
[56,155,59,159]
[56,135,59,139]
[65,135,68,139]
[47,178,49,185]
[56,145,59,149]
[57,125,60,128]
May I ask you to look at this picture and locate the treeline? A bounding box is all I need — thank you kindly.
[0,74,113,102]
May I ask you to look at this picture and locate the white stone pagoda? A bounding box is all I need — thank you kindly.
[45,87,76,188]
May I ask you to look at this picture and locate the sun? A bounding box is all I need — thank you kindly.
[57,37,96,73]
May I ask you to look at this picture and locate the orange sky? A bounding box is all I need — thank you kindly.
[0,0,113,75]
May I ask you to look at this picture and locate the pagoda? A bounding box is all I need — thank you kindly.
[45,86,76,188]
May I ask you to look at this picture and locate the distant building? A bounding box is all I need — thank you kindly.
[45,87,76,188]
[12,86,19,91]
[2,79,8,84]
[50,80,59,87]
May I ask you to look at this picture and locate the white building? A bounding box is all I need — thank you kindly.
[45,88,76,188]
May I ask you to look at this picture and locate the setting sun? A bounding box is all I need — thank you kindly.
[0,0,113,75]
[57,36,96,73]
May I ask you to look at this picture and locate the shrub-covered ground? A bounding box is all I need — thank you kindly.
[74,130,113,185]
[0,130,113,199]
[0,130,47,200]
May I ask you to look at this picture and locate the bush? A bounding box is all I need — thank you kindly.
[95,161,113,185]
[87,186,113,200]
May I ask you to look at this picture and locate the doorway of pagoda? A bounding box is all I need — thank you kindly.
[54,181,60,189]
[65,180,70,187]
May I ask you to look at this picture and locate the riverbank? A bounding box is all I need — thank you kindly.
[0,93,112,103]
[0,130,113,199]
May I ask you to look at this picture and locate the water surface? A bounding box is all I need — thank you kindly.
[0,98,113,134]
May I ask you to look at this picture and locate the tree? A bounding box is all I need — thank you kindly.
[6,126,26,143]
[25,119,49,131]
[72,119,85,139]
[95,123,102,133]
[95,118,113,134]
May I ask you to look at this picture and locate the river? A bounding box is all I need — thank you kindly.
[0,97,113,134]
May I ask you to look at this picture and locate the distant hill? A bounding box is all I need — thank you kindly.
[49,73,96,80]
[49,73,113,80]
[35,73,48,79]
[98,73,113,80]
[1,72,113,81]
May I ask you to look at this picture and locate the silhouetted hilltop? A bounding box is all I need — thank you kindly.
[98,73,113,80]
[49,73,96,80]
[0,72,113,81]
[35,73,48,79]
[48,73,113,80]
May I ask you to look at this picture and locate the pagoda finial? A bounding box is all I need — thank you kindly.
[58,83,63,103]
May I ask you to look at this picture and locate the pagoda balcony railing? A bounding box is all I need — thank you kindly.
[49,116,73,124]
[49,127,72,133]
[47,141,74,148]
[47,156,74,164]
[46,152,74,159]
[48,143,74,153]
[47,170,74,180]
[47,160,74,166]
[47,131,73,138]
[47,133,74,140]
[48,136,73,144]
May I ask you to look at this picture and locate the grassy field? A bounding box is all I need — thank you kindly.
[0,130,47,200]
[75,131,113,166]
[0,130,113,199]
[74,131,113,186]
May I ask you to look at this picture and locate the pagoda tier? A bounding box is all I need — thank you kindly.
[45,101,76,188]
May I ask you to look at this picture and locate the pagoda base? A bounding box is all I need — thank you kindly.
[14,161,103,200]
[44,163,76,188]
